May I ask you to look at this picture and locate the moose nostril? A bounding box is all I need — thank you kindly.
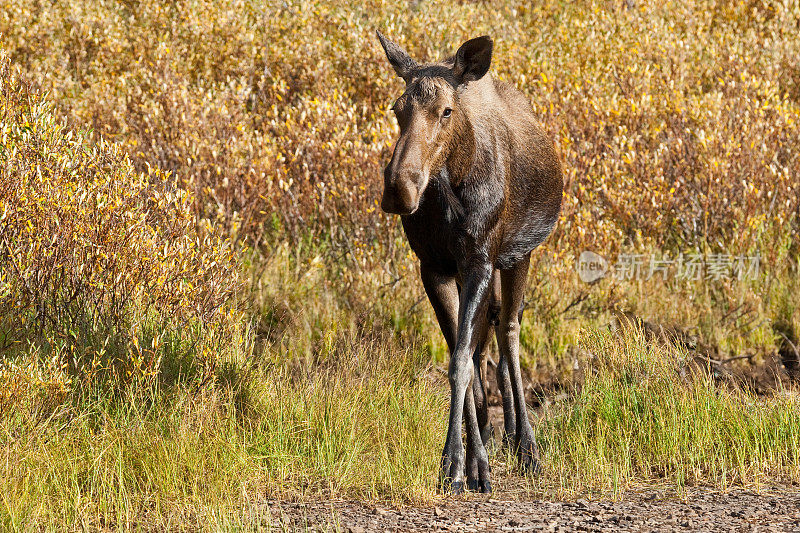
[396,179,417,208]
[381,175,420,215]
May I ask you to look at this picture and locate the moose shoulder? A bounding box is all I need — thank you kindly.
[376,31,563,495]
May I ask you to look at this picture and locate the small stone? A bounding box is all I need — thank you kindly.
[434,506,444,517]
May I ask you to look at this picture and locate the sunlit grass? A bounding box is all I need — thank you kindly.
[0,336,446,530]
[4,322,799,530]
[537,326,800,497]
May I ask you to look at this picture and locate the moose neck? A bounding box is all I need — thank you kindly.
[444,110,477,187]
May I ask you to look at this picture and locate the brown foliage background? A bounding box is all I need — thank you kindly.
[2,0,798,267]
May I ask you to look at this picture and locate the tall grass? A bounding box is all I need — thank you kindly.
[1,333,446,530]
[538,326,800,496]
[4,323,798,529]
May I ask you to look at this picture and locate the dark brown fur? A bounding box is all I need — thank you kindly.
[376,31,563,494]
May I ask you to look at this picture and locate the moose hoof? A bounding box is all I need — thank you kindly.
[449,481,464,495]
[518,451,542,476]
[467,479,493,494]
[439,476,465,495]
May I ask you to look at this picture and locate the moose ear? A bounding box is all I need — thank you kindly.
[452,36,493,85]
[376,30,417,82]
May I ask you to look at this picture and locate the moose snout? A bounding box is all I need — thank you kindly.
[381,167,424,215]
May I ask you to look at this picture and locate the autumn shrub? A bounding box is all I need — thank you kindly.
[0,0,797,371]
[0,53,239,390]
[2,0,798,261]
[0,0,797,393]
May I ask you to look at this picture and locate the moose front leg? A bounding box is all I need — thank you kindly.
[440,263,492,494]
[420,263,492,493]
[466,320,494,493]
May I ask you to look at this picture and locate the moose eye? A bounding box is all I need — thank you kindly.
[442,108,452,118]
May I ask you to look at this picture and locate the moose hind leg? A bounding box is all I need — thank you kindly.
[496,350,517,449]
[472,323,494,448]
[488,271,518,450]
[498,296,527,448]
[496,253,541,475]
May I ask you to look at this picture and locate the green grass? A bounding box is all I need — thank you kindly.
[3,312,799,530]
[1,230,798,530]
[1,335,446,530]
[537,326,800,496]
[2,240,798,530]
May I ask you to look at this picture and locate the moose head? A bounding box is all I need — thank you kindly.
[377,31,493,215]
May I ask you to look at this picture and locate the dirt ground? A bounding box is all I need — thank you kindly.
[266,488,800,532]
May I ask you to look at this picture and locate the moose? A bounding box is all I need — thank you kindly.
[376,31,563,494]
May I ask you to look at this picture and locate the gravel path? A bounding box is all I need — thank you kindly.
[267,488,800,532]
